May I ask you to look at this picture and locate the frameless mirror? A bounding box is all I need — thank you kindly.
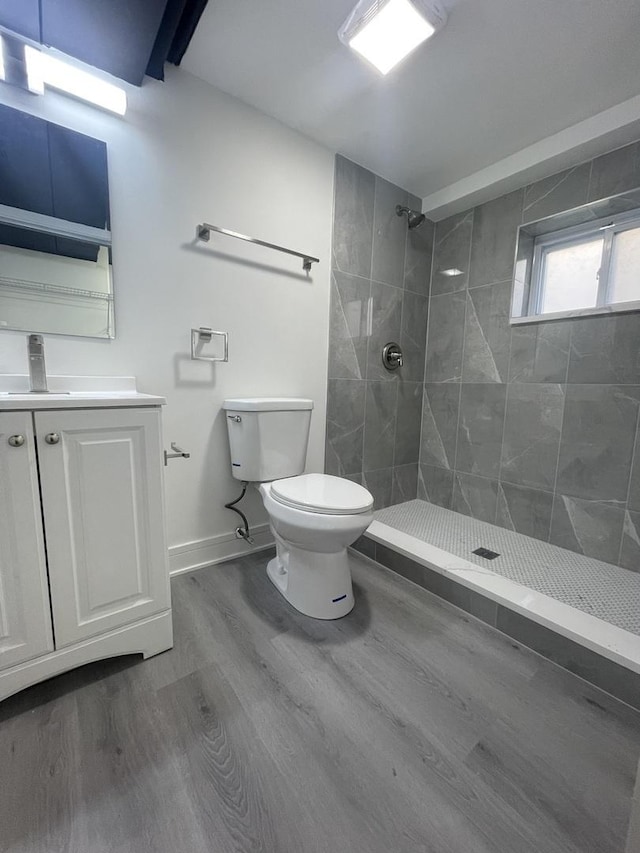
[0,104,114,338]
[512,186,640,325]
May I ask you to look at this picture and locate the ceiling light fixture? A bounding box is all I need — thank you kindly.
[339,0,447,75]
[0,36,5,82]
[440,268,464,277]
[24,46,127,115]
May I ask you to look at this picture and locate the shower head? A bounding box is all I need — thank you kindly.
[396,204,426,230]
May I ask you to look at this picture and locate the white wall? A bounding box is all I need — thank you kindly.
[0,68,334,568]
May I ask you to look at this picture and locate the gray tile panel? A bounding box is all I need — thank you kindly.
[363,380,398,471]
[328,270,370,380]
[420,383,460,470]
[509,321,571,384]
[431,211,473,295]
[523,163,591,222]
[462,281,512,383]
[469,189,523,288]
[424,291,466,382]
[556,385,640,502]
[456,384,507,477]
[588,142,640,202]
[418,464,454,508]
[371,177,407,288]
[394,380,422,466]
[325,378,365,477]
[500,383,564,490]
[452,472,499,523]
[333,155,375,278]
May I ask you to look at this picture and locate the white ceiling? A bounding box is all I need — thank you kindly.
[183,0,640,206]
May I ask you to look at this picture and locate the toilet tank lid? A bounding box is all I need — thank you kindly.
[223,397,314,412]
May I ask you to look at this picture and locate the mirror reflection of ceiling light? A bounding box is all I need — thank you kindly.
[339,0,447,75]
[0,36,5,81]
[440,268,464,276]
[24,46,127,115]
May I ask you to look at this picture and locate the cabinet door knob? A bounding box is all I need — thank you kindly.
[44,432,60,445]
[8,434,25,447]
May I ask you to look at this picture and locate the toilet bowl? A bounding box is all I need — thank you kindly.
[222,397,373,620]
[260,474,373,619]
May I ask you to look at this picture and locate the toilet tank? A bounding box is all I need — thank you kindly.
[222,397,313,482]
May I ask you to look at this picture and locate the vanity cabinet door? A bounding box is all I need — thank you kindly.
[35,407,170,648]
[0,412,54,669]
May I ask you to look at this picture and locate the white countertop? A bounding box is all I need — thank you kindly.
[0,391,166,410]
[0,376,165,410]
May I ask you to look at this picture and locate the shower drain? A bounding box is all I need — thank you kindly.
[472,547,501,560]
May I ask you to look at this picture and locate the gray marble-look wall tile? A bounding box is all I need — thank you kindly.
[588,142,640,202]
[469,189,523,288]
[400,291,428,382]
[363,380,398,471]
[333,155,375,278]
[420,382,460,470]
[496,482,553,541]
[462,281,512,383]
[418,464,454,509]
[456,384,507,477]
[325,379,365,477]
[424,290,466,382]
[509,321,571,383]
[404,193,433,297]
[394,380,422,465]
[367,280,403,381]
[363,467,393,510]
[328,271,370,380]
[500,383,564,490]
[568,314,640,385]
[452,472,499,523]
[391,463,418,504]
[549,495,625,565]
[620,511,640,572]
[523,163,591,223]
[371,177,407,288]
[556,385,640,501]
[431,211,473,295]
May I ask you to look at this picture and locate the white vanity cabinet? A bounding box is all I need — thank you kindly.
[0,412,54,669]
[0,391,173,702]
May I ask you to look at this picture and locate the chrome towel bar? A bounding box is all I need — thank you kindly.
[196,222,319,272]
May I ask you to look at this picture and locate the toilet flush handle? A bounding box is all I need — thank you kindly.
[228,415,242,423]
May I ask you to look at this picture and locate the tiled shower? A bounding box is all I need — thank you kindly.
[327,141,640,571]
[325,155,434,508]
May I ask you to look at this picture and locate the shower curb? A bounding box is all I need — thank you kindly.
[352,534,640,712]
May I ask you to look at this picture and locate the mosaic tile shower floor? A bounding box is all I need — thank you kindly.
[374,500,640,636]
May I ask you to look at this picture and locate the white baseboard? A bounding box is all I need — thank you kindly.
[169,524,275,576]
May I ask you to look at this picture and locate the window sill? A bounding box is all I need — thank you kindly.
[510,301,640,326]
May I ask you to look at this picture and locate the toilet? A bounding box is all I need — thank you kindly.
[222,397,373,619]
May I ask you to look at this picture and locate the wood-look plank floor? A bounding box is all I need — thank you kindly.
[1,550,639,853]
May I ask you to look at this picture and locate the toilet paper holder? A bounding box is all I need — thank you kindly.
[191,327,229,362]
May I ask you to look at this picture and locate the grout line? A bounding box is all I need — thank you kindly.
[549,322,572,543]
[451,208,475,499]
[618,403,640,567]
[496,316,515,526]
[361,177,379,487]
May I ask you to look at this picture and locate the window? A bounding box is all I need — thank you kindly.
[525,209,640,321]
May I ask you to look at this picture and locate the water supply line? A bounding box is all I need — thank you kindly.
[225,481,254,545]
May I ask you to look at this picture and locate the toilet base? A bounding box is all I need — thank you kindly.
[266,542,354,620]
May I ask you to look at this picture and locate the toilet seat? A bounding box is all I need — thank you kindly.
[270,473,373,516]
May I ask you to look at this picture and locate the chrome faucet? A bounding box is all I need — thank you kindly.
[27,334,48,393]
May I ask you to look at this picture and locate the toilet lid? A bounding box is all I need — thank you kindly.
[270,474,373,515]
